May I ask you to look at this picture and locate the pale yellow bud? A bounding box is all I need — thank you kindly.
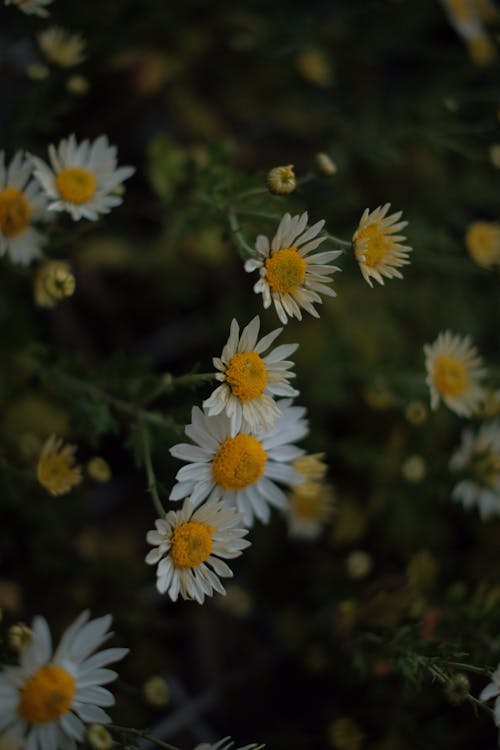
[8,622,32,653]
[314,152,337,176]
[66,74,90,96]
[345,550,372,580]
[85,724,113,750]
[143,676,170,708]
[86,457,112,483]
[404,400,428,425]
[401,455,427,484]
[267,165,296,195]
[34,261,75,309]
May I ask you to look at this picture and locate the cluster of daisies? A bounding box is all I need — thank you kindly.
[424,331,500,519]
[0,135,134,267]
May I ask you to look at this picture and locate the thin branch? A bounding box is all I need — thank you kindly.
[140,422,166,519]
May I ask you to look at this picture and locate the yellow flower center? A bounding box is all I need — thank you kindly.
[225,352,268,401]
[37,449,81,496]
[212,434,267,490]
[355,223,390,267]
[18,664,75,724]
[433,355,469,397]
[0,187,32,237]
[265,247,307,294]
[55,168,96,204]
[170,521,214,568]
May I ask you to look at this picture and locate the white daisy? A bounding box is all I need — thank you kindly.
[352,203,412,287]
[450,420,500,519]
[479,663,500,729]
[0,610,128,750]
[0,151,48,266]
[4,0,53,17]
[244,211,342,324]
[194,738,262,750]
[203,315,299,434]
[145,498,250,604]
[170,400,308,526]
[30,134,135,221]
[424,331,486,417]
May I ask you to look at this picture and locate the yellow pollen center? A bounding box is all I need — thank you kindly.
[19,665,75,724]
[225,352,268,401]
[170,521,214,568]
[265,247,307,294]
[433,355,469,397]
[355,223,390,267]
[0,187,32,237]
[37,453,80,495]
[55,168,96,204]
[212,434,267,490]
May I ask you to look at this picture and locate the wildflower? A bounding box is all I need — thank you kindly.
[0,151,48,266]
[352,203,411,287]
[0,610,128,749]
[450,420,500,518]
[170,400,308,526]
[293,452,328,481]
[143,676,170,708]
[479,664,500,726]
[86,724,113,750]
[245,212,341,325]
[36,434,82,496]
[444,673,471,705]
[34,260,75,308]
[424,331,486,416]
[465,221,500,268]
[194,740,262,750]
[30,134,135,221]
[8,623,32,653]
[314,152,337,176]
[203,315,299,434]
[286,453,334,539]
[38,27,87,68]
[86,457,112,483]
[145,499,250,603]
[267,165,296,195]
[4,0,53,17]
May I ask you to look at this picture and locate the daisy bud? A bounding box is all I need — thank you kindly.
[267,165,296,195]
[444,673,471,705]
[34,261,75,309]
[85,724,113,750]
[86,457,112,483]
[404,400,428,425]
[143,675,170,708]
[345,550,372,580]
[401,455,427,484]
[8,622,32,653]
[465,221,500,268]
[314,152,337,177]
[66,74,90,96]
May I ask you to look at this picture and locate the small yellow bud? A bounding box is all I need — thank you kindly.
[465,221,500,268]
[143,676,170,708]
[267,165,296,195]
[86,457,112,483]
[345,550,372,580]
[296,49,334,86]
[8,622,32,653]
[26,63,50,81]
[314,152,337,176]
[404,400,428,425]
[444,673,471,705]
[85,724,113,750]
[66,74,90,96]
[34,261,75,309]
[401,455,427,484]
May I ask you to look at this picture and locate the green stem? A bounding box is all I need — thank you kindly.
[228,207,254,257]
[326,232,351,248]
[140,372,215,407]
[108,724,180,750]
[140,422,166,519]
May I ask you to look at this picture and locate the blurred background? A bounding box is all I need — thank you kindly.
[1,1,500,748]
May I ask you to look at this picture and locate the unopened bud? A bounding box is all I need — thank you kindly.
[8,622,32,653]
[86,457,112,483]
[66,74,90,96]
[314,152,337,177]
[143,675,170,708]
[267,165,296,195]
[85,724,113,750]
[34,261,75,308]
[444,673,470,705]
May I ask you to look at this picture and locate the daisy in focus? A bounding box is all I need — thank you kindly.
[424,331,486,416]
[30,134,135,221]
[38,27,87,68]
[479,662,500,729]
[194,739,262,750]
[450,420,500,519]
[0,610,128,750]
[353,203,411,287]
[0,151,48,266]
[285,453,335,539]
[244,211,341,324]
[145,498,250,603]
[170,400,308,526]
[203,315,299,434]
[36,434,82,496]
[4,0,53,16]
